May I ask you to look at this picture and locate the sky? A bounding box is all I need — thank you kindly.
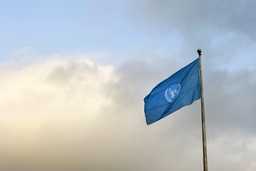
[0,0,256,171]
[0,0,179,62]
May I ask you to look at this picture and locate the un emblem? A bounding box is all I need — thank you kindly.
[164,84,181,103]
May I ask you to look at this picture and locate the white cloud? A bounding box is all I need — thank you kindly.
[0,54,255,171]
[0,56,120,170]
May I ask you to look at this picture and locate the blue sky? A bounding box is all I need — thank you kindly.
[0,0,183,62]
[1,0,255,71]
[0,1,130,56]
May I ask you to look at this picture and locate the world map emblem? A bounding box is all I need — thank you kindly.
[164,83,181,103]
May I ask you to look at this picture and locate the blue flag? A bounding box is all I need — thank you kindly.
[144,58,201,125]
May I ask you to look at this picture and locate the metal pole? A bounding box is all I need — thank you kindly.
[197,49,208,171]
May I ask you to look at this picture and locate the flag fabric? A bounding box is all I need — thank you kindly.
[144,58,201,125]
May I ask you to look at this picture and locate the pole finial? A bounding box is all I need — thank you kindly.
[197,49,202,57]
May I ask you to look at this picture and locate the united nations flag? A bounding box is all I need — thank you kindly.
[144,58,201,125]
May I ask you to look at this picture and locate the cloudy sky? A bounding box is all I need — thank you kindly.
[0,0,256,171]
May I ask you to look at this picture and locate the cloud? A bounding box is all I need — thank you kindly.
[0,54,256,171]
[0,56,119,170]
[129,0,256,70]
[134,0,256,35]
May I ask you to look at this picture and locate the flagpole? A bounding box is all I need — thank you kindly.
[197,49,209,171]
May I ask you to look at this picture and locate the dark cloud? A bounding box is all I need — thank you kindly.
[134,0,256,36]
[129,0,256,70]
